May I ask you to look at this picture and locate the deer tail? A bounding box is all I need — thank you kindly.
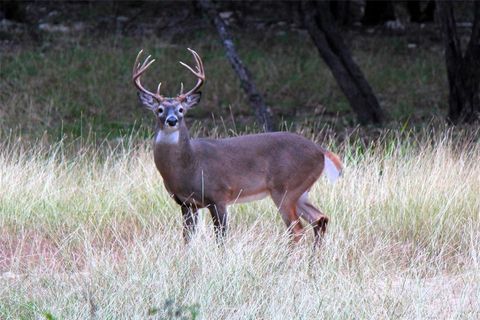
[323,150,343,183]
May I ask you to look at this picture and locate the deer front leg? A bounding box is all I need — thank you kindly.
[208,204,228,242]
[181,205,199,243]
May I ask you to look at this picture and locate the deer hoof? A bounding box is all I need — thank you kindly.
[317,216,329,234]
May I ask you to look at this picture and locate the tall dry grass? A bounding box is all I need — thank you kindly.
[1,129,479,319]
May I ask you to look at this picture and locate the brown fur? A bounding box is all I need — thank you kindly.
[153,118,332,245]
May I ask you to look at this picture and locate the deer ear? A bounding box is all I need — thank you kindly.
[137,92,157,110]
[183,92,201,110]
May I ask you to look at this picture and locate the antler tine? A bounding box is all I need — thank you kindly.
[190,48,204,75]
[134,55,155,77]
[179,48,205,78]
[133,49,144,75]
[138,55,149,70]
[177,48,205,100]
[132,50,164,101]
[178,61,198,76]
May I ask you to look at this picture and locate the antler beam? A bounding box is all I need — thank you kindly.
[132,48,205,102]
[132,49,164,102]
[177,48,205,101]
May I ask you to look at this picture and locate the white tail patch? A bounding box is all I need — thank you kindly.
[324,155,341,183]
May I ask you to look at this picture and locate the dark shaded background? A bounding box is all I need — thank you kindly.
[0,1,478,139]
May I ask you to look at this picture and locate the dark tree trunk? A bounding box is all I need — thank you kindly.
[330,1,351,26]
[0,1,27,22]
[407,1,435,23]
[437,0,480,124]
[198,0,275,132]
[301,1,385,125]
[362,0,396,26]
[407,1,422,23]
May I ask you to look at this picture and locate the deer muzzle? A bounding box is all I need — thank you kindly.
[166,116,178,127]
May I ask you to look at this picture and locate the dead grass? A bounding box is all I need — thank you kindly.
[0,129,479,319]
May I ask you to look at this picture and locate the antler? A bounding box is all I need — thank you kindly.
[177,48,205,101]
[132,49,164,102]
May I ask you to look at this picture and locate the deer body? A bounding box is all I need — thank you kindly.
[133,49,342,245]
[154,126,325,208]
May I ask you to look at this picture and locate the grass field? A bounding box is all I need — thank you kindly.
[1,129,479,319]
[0,11,478,318]
[0,30,447,138]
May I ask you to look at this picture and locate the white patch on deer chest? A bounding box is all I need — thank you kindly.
[155,130,179,145]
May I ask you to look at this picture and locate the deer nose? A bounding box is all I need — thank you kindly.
[166,116,178,127]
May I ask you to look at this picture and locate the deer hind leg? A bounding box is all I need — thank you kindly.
[296,192,329,247]
[271,191,304,243]
[208,203,228,243]
[181,205,199,243]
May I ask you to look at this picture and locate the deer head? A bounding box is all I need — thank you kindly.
[132,48,205,132]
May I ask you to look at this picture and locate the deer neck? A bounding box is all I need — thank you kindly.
[153,122,196,179]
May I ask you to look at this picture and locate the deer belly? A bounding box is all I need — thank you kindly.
[228,191,269,205]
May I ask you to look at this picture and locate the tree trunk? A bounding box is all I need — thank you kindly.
[0,1,27,22]
[437,0,480,124]
[198,0,275,132]
[362,0,396,26]
[301,1,385,125]
[330,1,351,26]
[407,1,435,23]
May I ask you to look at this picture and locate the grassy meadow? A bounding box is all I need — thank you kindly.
[0,31,447,137]
[1,10,479,318]
[1,129,479,319]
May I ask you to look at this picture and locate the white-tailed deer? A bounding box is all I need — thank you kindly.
[133,48,342,246]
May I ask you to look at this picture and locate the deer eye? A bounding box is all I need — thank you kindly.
[157,107,164,114]
[178,107,184,114]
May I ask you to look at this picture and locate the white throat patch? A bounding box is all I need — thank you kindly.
[155,129,180,145]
